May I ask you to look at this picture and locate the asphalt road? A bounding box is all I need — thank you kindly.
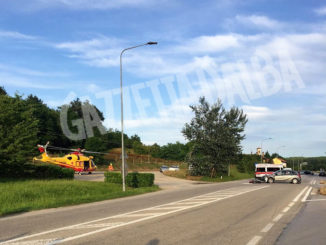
[0,174,316,245]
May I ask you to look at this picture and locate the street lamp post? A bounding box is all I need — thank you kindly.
[260,137,272,163]
[120,42,157,192]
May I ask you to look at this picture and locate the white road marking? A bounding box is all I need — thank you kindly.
[77,222,124,228]
[246,235,262,245]
[248,186,310,245]
[273,214,283,222]
[3,240,58,245]
[293,186,308,202]
[301,187,312,202]
[122,213,165,217]
[261,223,274,233]
[151,206,190,210]
[305,199,326,202]
[1,186,268,245]
[282,207,290,213]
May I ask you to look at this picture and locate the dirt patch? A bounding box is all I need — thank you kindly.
[320,180,326,184]
[319,186,326,195]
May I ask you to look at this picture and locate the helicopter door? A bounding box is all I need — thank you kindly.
[84,161,90,171]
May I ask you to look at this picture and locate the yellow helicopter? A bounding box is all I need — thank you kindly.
[33,142,98,174]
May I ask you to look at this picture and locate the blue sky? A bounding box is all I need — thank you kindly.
[0,0,326,157]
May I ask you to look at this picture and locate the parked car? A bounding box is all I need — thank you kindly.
[267,170,301,184]
[160,165,169,172]
[168,165,180,171]
[319,172,326,177]
[304,170,313,175]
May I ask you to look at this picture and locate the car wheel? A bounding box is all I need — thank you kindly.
[268,178,274,183]
[292,178,298,184]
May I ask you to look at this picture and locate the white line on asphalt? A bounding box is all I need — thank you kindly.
[247,186,309,245]
[305,199,326,202]
[301,187,313,202]
[246,235,262,245]
[293,186,308,202]
[1,186,268,245]
[122,213,165,217]
[313,180,316,185]
[282,207,290,213]
[151,206,191,209]
[273,214,283,222]
[261,223,274,233]
[178,201,210,204]
[288,202,294,207]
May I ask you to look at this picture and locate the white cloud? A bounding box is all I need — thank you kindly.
[175,34,239,54]
[0,30,36,40]
[0,73,60,89]
[234,15,282,29]
[315,6,326,16]
[55,37,122,67]
[242,106,271,119]
[0,64,69,77]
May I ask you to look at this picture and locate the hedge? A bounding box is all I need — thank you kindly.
[105,172,154,188]
[104,172,122,184]
[25,164,74,179]
[0,163,74,179]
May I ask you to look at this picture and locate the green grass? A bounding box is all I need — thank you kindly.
[0,179,159,216]
[201,166,253,182]
[164,165,253,182]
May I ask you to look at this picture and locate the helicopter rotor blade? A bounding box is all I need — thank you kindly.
[41,144,112,155]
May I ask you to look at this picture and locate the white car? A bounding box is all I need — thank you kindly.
[168,165,180,171]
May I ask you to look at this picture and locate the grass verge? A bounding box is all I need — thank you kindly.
[0,179,159,216]
[164,165,253,182]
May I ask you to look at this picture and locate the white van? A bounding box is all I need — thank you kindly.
[255,164,284,180]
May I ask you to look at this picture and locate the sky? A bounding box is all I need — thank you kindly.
[0,0,325,157]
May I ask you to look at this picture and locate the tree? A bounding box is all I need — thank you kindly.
[0,94,39,176]
[182,97,248,177]
[0,86,7,96]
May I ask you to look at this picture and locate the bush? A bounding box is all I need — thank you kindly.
[105,172,154,188]
[126,172,154,188]
[104,172,122,184]
[27,164,74,179]
[0,163,74,179]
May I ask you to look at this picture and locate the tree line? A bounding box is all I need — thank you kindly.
[1,86,255,177]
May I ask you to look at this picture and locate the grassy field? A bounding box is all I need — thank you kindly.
[0,179,159,216]
[164,165,253,182]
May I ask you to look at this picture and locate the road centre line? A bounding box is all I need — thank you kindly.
[1,186,268,245]
[273,214,283,222]
[150,206,187,210]
[47,187,270,244]
[246,235,262,245]
[305,199,326,202]
[261,223,274,233]
[247,185,311,245]
[288,202,294,207]
[301,187,313,202]
[282,207,290,213]
[293,186,308,202]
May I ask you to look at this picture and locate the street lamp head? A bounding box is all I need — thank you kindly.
[147,41,158,45]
